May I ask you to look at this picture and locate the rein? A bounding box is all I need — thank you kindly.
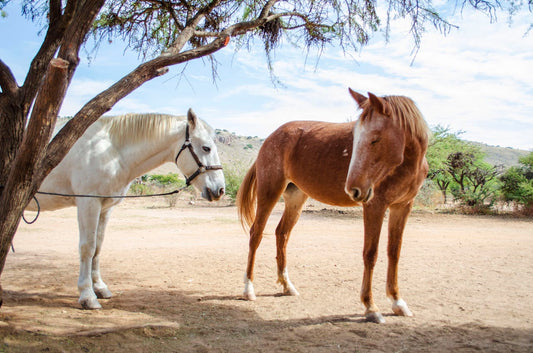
[174,123,223,186]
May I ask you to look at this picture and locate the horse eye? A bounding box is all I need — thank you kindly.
[202,146,211,153]
[371,138,380,145]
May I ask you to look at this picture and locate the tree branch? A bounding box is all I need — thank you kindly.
[164,0,223,55]
[19,0,77,117]
[58,0,106,67]
[49,0,62,24]
[41,32,231,176]
[223,2,282,37]
[0,59,18,97]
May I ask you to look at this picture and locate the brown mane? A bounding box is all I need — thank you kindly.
[360,95,430,144]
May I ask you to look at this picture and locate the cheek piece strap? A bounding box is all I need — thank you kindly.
[175,124,223,186]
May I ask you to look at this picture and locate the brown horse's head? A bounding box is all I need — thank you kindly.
[344,88,428,203]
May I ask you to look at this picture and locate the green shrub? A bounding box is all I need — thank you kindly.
[128,173,188,207]
[500,156,533,216]
[129,183,152,196]
[223,161,251,203]
[148,173,185,187]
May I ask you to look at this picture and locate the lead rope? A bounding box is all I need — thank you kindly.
[22,187,188,225]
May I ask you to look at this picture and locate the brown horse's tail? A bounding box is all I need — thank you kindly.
[236,161,257,232]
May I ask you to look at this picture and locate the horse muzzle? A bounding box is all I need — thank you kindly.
[346,186,373,203]
[203,186,225,201]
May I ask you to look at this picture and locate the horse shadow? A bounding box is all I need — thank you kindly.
[2,285,532,353]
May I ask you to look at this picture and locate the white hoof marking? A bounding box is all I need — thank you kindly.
[392,299,413,317]
[243,276,256,301]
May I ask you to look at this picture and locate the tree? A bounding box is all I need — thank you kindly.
[446,151,502,210]
[500,152,533,215]
[0,0,527,306]
[426,125,478,203]
[427,125,505,209]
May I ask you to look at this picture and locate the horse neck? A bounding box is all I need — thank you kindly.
[117,123,186,180]
[403,132,428,167]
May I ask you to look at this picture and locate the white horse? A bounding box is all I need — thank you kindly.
[25,109,225,309]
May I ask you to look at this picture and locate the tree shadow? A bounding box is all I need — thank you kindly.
[1,283,532,353]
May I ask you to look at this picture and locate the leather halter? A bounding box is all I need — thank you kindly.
[175,124,223,186]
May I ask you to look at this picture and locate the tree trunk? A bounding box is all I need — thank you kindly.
[0,58,71,306]
[0,102,25,188]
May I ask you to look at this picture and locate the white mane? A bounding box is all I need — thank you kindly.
[100,113,186,148]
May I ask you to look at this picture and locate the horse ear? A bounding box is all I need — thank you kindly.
[368,92,392,116]
[348,88,367,108]
[187,108,197,130]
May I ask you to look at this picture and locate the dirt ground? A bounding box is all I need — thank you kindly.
[0,196,532,352]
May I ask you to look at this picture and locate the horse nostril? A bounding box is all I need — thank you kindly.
[352,188,361,200]
[365,187,373,202]
[219,187,225,196]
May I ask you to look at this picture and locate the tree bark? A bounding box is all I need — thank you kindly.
[0,58,70,269]
[0,58,72,305]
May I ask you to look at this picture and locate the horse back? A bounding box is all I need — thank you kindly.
[256,120,359,206]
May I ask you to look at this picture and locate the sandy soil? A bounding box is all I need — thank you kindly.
[0,196,532,352]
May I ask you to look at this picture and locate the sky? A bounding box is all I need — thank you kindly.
[1,2,532,151]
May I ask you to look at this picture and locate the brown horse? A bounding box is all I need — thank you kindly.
[236,88,429,323]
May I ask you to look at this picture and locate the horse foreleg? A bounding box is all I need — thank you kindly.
[361,203,387,323]
[76,199,102,309]
[91,207,113,300]
[387,202,414,317]
[275,187,307,296]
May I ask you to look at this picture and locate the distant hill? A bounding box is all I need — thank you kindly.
[472,142,530,168]
[214,129,263,168]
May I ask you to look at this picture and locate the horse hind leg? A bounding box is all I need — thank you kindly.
[276,184,307,296]
[243,183,287,301]
[243,215,270,301]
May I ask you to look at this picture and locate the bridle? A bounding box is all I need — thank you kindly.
[175,123,223,186]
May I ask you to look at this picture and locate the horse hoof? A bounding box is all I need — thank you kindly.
[94,287,113,299]
[392,299,413,317]
[284,287,300,296]
[243,292,257,301]
[365,311,386,324]
[79,297,102,310]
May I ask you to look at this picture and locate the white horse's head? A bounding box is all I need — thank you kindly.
[175,109,225,201]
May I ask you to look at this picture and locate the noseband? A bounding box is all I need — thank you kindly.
[175,124,223,186]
